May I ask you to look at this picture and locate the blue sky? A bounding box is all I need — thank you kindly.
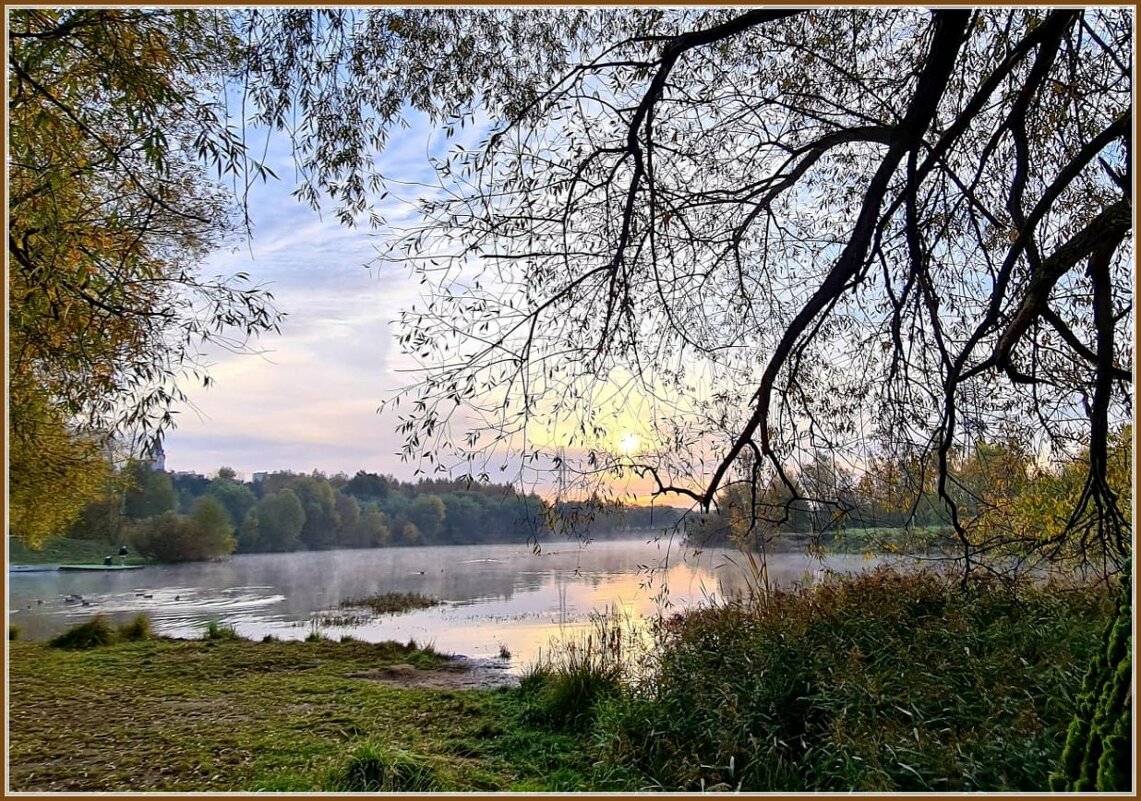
[163,111,460,480]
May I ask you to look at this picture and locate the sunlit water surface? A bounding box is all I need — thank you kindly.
[9,539,904,670]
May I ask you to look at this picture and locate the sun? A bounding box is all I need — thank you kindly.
[618,432,640,456]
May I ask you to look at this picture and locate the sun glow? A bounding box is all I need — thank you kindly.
[618,432,640,456]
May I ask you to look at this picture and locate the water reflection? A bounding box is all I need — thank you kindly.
[8,539,896,670]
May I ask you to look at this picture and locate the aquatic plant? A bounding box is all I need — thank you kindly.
[338,592,441,616]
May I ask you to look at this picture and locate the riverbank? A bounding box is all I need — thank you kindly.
[7,636,603,792]
[9,536,149,567]
[7,568,1114,791]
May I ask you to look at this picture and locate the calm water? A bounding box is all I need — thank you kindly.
[8,539,895,669]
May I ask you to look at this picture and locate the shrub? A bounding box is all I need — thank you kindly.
[117,613,153,641]
[595,568,1113,791]
[325,742,439,792]
[49,615,117,650]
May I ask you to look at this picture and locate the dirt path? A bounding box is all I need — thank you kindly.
[347,656,521,690]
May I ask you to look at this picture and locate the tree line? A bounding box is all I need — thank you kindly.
[689,426,1131,574]
[64,465,684,562]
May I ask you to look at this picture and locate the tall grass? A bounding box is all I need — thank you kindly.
[324,742,439,792]
[202,619,242,641]
[520,608,650,731]
[117,614,153,642]
[49,616,117,650]
[590,568,1112,791]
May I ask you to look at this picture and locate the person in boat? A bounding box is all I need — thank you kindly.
[103,555,113,566]
[118,544,128,565]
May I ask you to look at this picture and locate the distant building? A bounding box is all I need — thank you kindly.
[146,437,166,472]
[252,472,268,484]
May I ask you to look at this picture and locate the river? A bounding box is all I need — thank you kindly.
[8,538,899,669]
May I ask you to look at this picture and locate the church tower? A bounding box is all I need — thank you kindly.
[147,436,166,472]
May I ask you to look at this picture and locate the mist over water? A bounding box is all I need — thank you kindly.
[9,538,897,669]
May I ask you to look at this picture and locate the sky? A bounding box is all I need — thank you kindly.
[163,112,463,482]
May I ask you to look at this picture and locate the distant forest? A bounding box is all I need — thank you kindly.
[64,465,685,562]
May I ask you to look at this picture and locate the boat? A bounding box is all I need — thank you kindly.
[58,564,145,572]
[8,564,61,573]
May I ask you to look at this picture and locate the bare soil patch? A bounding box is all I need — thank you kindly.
[348,656,519,690]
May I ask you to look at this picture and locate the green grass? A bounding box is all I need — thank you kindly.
[8,636,605,792]
[9,536,148,565]
[339,592,441,615]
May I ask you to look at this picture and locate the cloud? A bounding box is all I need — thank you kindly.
[165,123,435,478]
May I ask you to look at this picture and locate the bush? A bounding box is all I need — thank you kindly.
[49,615,117,650]
[596,568,1113,791]
[128,501,235,563]
[325,742,439,792]
[117,613,153,641]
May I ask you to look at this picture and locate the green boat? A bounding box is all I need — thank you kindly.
[58,564,145,572]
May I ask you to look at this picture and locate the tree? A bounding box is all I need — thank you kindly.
[7,380,114,546]
[237,508,260,553]
[123,462,177,520]
[127,496,235,562]
[400,521,422,546]
[208,475,257,530]
[252,488,305,552]
[333,491,360,544]
[189,495,237,557]
[7,9,282,543]
[357,505,391,548]
[343,471,390,501]
[287,474,340,549]
[238,8,1131,579]
[409,495,446,543]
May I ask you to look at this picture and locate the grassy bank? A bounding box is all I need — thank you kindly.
[8,634,608,792]
[8,536,148,566]
[8,569,1113,791]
